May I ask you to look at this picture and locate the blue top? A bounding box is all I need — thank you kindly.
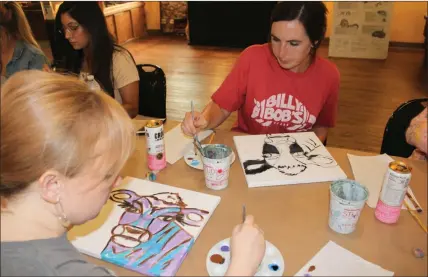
[3,40,49,80]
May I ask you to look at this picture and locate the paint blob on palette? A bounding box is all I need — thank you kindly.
[206,238,284,276]
[184,145,236,170]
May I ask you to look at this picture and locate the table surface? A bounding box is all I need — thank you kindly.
[81,120,427,276]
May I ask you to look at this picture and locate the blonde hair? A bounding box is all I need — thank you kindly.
[0,2,41,50]
[0,71,135,198]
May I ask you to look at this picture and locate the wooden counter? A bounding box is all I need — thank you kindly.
[71,120,427,276]
[102,2,147,44]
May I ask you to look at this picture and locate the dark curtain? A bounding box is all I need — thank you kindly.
[188,2,277,48]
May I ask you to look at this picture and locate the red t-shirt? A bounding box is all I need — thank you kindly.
[212,44,340,134]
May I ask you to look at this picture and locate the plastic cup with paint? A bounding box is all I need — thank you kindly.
[202,144,232,190]
[328,179,369,234]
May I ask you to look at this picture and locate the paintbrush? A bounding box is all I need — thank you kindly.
[242,204,246,223]
[191,101,204,157]
[208,131,216,144]
[406,191,423,213]
[403,200,427,233]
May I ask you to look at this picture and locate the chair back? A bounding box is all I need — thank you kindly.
[137,64,167,120]
[380,98,428,157]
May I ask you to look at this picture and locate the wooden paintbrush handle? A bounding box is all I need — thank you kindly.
[403,200,428,233]
[406,192,422,212]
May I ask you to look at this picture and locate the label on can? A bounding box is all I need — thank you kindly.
[145,121,166,171]
[379,161,411,207]
[375,199,402,224]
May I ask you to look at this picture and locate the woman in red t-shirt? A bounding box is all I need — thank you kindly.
[181,2,339,143]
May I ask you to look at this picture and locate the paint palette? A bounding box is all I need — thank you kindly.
[184,145,236,170]
[206,238,284,276]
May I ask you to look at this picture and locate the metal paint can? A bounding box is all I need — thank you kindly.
[202,144,232,190]
[328,179,369,234]
[375,161,412,224]
[145,120,166,171]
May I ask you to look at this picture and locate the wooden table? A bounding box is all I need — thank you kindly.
[83,120,427,276]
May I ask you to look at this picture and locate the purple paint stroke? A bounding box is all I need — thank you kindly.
[100,190,209,276]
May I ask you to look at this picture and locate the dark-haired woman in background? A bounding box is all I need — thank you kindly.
[181,1,339,143]
[55,2,139,118]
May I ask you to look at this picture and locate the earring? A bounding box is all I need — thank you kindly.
[55,196,72,229]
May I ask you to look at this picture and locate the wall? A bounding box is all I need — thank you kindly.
[160,1,187,21]
[324,1,426,43]
[144,1,426,43]
[390,1,426,43]
[145,1,161,30]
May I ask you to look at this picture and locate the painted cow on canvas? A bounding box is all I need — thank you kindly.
[243,134,337,176]
[100,190,209,276]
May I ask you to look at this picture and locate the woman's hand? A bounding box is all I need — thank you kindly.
[225,215,266,276]
[181,110,208,137]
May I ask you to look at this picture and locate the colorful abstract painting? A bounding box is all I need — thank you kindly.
[68,177,221,276]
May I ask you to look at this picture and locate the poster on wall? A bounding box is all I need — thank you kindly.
[328,1,393,59]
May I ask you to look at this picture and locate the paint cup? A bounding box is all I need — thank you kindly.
[202,144,232,190]
[328,179,369,234]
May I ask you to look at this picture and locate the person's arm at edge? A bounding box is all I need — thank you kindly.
[200,101,231,131]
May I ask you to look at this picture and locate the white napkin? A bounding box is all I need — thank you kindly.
[294,241,394,276]
[164,124,213,164]
[347,154,421,211]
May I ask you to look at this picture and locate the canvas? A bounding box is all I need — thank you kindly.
[233,132,347,188]
[68,177,221,276]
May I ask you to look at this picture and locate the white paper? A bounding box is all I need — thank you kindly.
[233,132,347,188]
[164,124,213,164]
[347,154,421,210]
[294,241,394,276]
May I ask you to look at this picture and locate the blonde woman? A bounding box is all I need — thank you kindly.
[0,2,49,85]
[0,71,265,276]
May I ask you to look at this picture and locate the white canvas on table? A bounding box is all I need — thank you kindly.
[233,132,347,188]
[68,177,221,276]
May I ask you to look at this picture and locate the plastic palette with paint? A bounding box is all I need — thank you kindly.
[206,238,284,276]
[184,145,236,170]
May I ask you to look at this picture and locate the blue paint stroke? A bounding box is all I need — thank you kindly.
[101,221,193,276]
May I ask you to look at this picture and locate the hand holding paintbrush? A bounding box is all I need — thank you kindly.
[226,210,265,276]
[191,101,205,156]
[181,101,208,137]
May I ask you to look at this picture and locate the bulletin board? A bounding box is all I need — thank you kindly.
[328,1,393,60]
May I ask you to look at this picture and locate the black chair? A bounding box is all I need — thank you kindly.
[137,64,167,120]
[380,98,428,158]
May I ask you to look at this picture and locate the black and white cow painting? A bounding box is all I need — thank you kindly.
[243,134,337,176]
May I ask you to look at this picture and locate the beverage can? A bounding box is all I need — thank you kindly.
[375,161,412,224]
[145,120,166,171]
